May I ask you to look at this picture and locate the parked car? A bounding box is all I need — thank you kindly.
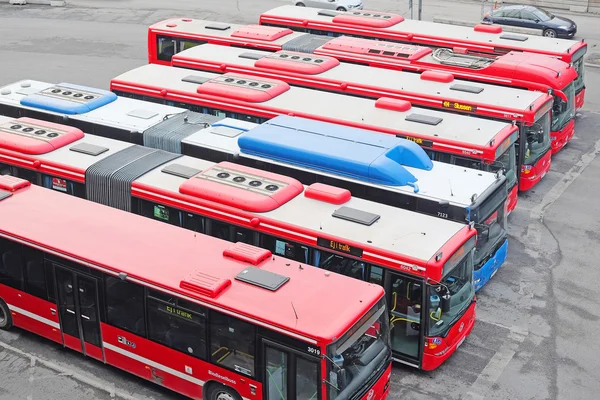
[293,0,363,12]
[483,5,577,38]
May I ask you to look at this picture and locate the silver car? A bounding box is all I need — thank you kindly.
[293,0,364,12]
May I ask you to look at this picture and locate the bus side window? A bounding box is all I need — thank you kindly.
[209,310,256,377]
[368,266,384,287]
[140,201,182,226]
[452,156,482,170]
[105,276,146,337]
[0,237,24,291]
[146,291,207,360]
[262,235,310,264]
[23,247,49,301]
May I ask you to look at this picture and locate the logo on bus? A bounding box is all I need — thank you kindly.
[458,322,465,333]
[52,178,67,192]
[117,336,136,349]
[367,389,375,400]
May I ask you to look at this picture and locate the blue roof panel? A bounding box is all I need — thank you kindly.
[238,116,432,188]
[20,83,117,115]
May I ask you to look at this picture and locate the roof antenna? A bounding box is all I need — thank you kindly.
[291,302,298,322]
[449,179,454,197]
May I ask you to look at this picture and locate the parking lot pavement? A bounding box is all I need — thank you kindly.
[1,2,600,399]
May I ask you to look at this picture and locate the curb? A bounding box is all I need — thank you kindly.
[584,62,600,69]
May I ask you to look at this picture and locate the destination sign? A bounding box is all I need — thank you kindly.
[442,100,477,113]
[396,135,433,148]
[317,237,364,258]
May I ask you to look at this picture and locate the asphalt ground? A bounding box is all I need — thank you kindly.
[0,1,600,399]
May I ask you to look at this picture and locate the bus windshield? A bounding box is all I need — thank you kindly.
[552,82,575,131]
[523,112,551,164]
[326,299,390,400]
[427,239,475,337]
[474,201,507,271]
[489,145,517,189]
[572,54,586,95]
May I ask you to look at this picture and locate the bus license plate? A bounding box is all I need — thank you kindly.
[457,337,466,349]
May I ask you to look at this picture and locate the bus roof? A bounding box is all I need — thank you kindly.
[111,64,517,151]
[174,43,549,114]
[0,80,217,134]
[181,115,504,207]
[0,114,472,271]
[260,6,587,57]
[0,178,383,343]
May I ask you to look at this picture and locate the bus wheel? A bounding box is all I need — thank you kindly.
[205,383,241,400]
[0,300,12,330]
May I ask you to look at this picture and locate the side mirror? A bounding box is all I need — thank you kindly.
[535,19,540,23]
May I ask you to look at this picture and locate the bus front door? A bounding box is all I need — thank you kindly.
[386,272,424,368]
[55,266,104,362]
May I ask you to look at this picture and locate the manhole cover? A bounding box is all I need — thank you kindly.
[586,52,600,66]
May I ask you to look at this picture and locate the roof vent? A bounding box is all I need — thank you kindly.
[69,142,109,156]
[20,83,117,115]
[235,266,290,292]
[332,11,404,28]
[239,52,264,61]
[182,75,211,85]
[450,84,484,94]
[0,190,11,202]
[375,98,411,112]
[405,113,443,126]
[420,70,454,83]
[474,24,502,34]
[180,272,232,298]
[0,117,85,155]
[205,23,231,31]
[332,206,380,226]
[500,34,528,42]
[317,10,339,17]
[305,183,351,205]
[231,25,293,41]
[0,175,30,192]
[224,242,273,265]
[161,163,202,179]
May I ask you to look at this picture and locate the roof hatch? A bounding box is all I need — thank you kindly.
[321,37,432,61]
[224,242,273,265]
[180,271,232,298]
[235,266,289,292]
[0,175,30,192]
[238,115,432,190]
[178,161,303,212]
[0,117,85,155]
[231,24,293,41]
[196,74,290,103]
[20,83,117,115]
[333,206,380,226]
[331,10,404,28]
[254,51,340,75]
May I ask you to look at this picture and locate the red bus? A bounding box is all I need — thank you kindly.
[0,116,478,370]
[109,64,526,211]
[170,43,560,198]
[257,5,588,110]
[0,175,392,400]
[149,18,575,155]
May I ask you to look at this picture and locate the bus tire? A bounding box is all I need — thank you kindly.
[0,299,13,330]
[205,382,242,400]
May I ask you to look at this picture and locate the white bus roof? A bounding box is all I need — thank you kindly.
[177,43,545,112]
[262,5,585,55]
[112,64,515,148]
[183,117,501,208]
[135,155,468,262]
[0,80,190,133]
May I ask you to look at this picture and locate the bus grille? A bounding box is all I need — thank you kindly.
[143,111,223,154]
[86,145,181,211]
[281,35,332,54]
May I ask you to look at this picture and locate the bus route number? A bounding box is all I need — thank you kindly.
[307,346,321,356]
[442,101,476,113]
